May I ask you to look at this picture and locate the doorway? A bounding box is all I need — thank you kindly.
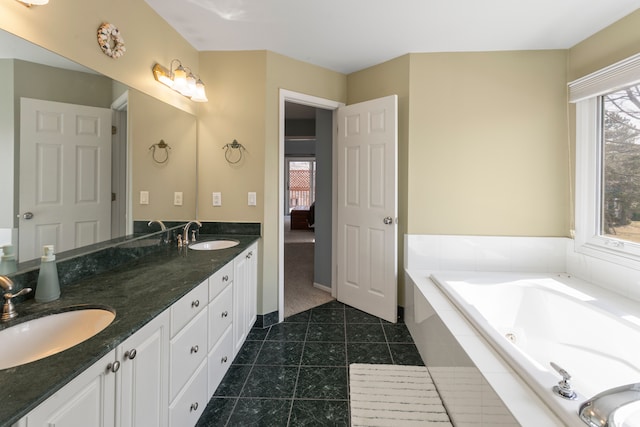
[279,91,343,322]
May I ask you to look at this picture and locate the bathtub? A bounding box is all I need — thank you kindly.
[429,271,640,426]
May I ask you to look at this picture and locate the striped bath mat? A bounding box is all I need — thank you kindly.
[349,364,452,426]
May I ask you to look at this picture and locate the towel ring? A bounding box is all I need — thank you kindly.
[222,139,246,164]
[149,140,171,164]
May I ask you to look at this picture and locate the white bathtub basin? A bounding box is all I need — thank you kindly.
[189,240,239,251]
[0,308,115,370]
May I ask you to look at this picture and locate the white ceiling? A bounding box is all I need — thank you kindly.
[145,0,639,74]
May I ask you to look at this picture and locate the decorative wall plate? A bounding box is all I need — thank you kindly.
[97,23,126,59]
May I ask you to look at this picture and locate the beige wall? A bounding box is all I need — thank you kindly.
[195,50,346,315]
[407,51,570,237]
[130,89,197,221]
[0,0,199,115]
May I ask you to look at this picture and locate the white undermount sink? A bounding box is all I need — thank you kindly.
[0,307,115,370]
[189,240,240,251]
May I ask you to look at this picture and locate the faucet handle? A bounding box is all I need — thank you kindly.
[550,362,577,400]
[2,287,32,322]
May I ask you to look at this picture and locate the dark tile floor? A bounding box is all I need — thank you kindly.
[195,301,424,427]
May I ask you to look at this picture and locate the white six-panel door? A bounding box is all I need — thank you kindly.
[19,98,112,262]
[336,95,398,323]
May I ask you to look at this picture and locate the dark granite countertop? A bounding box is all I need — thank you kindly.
[0,234,259,427]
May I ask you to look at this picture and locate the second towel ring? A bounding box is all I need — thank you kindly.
[149,139,171,164]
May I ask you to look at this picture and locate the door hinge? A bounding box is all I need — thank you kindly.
[112,125,117,135]
[111,192,116,201]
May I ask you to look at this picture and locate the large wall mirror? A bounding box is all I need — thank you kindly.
[0,29,197,271]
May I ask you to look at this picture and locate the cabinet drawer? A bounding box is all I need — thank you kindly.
[169,358,207,427]
[171,280,208,337]
[208,325,234,398]
[208,284,233,350]
[170,308,207,401]
[209,262,233,301]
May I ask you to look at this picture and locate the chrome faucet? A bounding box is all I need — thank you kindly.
[579,383,640,427]
[1,275,32,322]
[147,219,167,231]
[183,220,202,245]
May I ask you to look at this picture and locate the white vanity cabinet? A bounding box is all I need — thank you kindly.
[169,280,209,425]
[16,310,170,427]
[118,310,170,427]
[15,240,259,427]
[15,350,118,427]
[232,242,258,356]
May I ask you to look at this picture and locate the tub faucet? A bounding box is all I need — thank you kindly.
[579,383,640,427]
[1,275,32,322]
[183,220,202,245]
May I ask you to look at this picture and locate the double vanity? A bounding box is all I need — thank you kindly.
[0,230,259,427]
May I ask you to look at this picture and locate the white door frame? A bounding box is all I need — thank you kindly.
[278,89,343,323]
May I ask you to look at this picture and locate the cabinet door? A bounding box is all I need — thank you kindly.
[232,252,248,356]
[208,283,233,350]
[119,310,170,427]
[20,350,117,427]
[246,244,258,331]
[170,308,208,402]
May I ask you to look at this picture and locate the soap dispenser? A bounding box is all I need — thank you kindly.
[35,245,60,303]
[0,245,17,275]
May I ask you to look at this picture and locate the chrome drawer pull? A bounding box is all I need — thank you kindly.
[190,345,199,354]
[191,300,200,308]
[222,275,229,282]
[221,310,228,318]
[221,356,228,363]
[190,402,199,412]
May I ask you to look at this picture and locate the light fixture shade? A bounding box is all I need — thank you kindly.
[191,80,208,102]
[180,73,197,97]
[172,65,188,93]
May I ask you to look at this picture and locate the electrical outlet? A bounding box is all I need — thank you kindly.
[140,191,149,205]
[174,192,183,206]
[248,192,257,206]
[212,192,222,206]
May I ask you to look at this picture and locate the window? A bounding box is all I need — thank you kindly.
[572,53,640,265]
[601,84,640,244]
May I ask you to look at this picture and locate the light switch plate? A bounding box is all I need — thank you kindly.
[212,192,222,206]
[248,192,256,206]
[174,192,183,206]
[140,191,149,205]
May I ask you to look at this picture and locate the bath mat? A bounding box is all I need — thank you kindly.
[349,364,452,426]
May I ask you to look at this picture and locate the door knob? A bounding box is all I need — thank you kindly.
[22,212,34,220]
[383,216,393,225]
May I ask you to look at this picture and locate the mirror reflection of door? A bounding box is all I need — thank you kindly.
[19,98,112,262]
[286,158,316,213]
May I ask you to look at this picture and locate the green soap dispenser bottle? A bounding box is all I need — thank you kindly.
[35,245,60,303]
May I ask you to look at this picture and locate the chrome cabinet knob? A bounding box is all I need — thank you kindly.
[190,345,199,354]
[191,300,200,308]
[124,349,137,360]
[221,310,228,318]
[190,402,199,412]
[106,361,120,373]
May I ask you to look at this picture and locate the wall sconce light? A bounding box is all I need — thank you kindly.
[16,0,48,6]
[152,59,208,102]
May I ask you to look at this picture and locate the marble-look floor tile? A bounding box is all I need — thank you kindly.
[266,322,309,341]
[306,323,346,342]
[389,343,425,365]
[246,327,270,341]
[285,311,311,323]
[255,341,304,366]
[288,399,349,427]
[226,398,292,427]
[232,340,262,365]
[310,308,345,324]
[296,367,348,400]
[383,323,415,343]
[347,342,393,364]
[241,365,299,398]
[214,365,252,397]
[346,323,386,342]
[346,308,382,324]
[196,397,236,427]
[301,342,346,366]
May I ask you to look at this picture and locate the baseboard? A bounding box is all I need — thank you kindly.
[313,282,331,293]
[255,310,279,329]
